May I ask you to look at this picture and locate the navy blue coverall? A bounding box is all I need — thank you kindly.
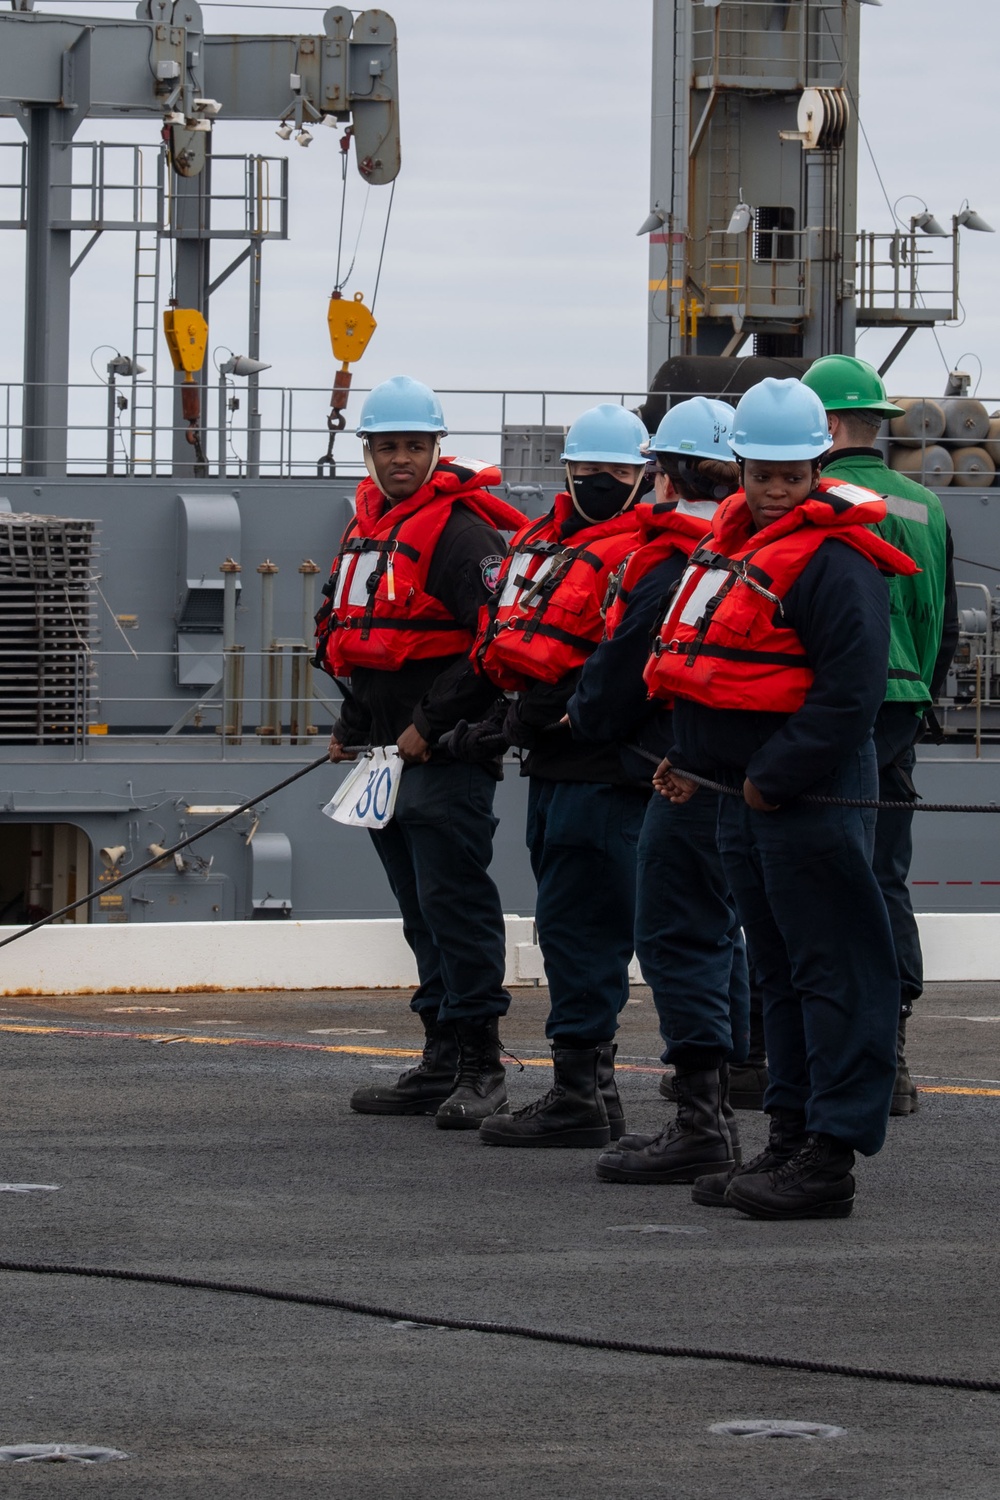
[332,508,511,1025]
[568,553,750,1070]
[670,539,899,1156]
[511,678,649,1045]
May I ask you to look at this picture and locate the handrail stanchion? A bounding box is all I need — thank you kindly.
[291,559,320,745]
[256,560,281,743]
[220,558,243,746]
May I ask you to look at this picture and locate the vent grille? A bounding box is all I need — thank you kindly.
[0,514,99,744]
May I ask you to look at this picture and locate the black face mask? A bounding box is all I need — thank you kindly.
[570,471,636,523]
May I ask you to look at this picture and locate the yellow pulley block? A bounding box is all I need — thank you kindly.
[163,307,209,382]
[327,291,377,366]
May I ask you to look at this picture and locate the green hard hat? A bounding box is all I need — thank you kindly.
[801,355,905,419]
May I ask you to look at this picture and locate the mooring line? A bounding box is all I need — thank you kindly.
[0,1259,996,1395]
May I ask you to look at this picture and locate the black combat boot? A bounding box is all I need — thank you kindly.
[595,1066,740,1184]
[479,1045,610,1148]
[619,1064,740,1155]
[728,994,769,1109]
[890,1018,919,1116]
[727,1061,769,1110]
[661,1052,767,1111]
[435,1016,509,1130]
[724,1132,856,1220]
[350,1012,459,1115]
[597,1042,626,1141]
[691,1106,807,1208]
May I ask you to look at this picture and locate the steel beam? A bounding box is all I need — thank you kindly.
[246,238,263,478]
[0,9,400,182]
[0,12,185,115]
[171,164,211,478]
[22,107,73,475]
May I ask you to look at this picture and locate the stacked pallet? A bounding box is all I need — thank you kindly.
[887,397,999,488]
[0,513,99,744]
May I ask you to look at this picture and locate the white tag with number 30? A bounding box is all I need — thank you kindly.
[322,747,402,830]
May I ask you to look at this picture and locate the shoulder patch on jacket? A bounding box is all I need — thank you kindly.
[481,554,503,591]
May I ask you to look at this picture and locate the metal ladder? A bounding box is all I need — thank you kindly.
[128,176,163,475]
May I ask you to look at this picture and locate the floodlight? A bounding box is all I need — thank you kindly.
[912,211,947,237]
[219,355,271,377]
[636,206,667,237]
[956,207,994,233]
[106,354,147,378]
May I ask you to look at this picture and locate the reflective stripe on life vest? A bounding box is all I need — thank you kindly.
[603,500,712,640]
[316,460,525,676]
[475,500,642,689]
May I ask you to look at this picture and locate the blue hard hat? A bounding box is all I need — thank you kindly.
[651,397,737,459]
[729,378,833,461]
[560,404,649,465]
[356,375,448,437]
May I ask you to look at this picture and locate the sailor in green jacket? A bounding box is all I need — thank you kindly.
[802,355,959,1114]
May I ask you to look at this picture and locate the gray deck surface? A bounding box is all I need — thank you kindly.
[0,981,998,1498]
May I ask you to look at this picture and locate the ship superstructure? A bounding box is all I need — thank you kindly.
[1,1,999,970]
[636,0,1000,924]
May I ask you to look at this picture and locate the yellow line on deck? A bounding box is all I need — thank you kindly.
[918,1085,1000,1097]
[3,1023,1000,1092]
[0,1021,561,1065]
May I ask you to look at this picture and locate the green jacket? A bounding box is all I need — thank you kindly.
[822,448,951,709]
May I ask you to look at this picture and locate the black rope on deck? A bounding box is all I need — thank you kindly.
[0,1259,997,1395]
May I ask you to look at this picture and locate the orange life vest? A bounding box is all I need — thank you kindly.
[643,479,919,713]
[475,493,642,689]
[603,500,715,640]
[316,459,526,676]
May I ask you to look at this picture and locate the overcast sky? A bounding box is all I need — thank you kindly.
[1,0,998,459]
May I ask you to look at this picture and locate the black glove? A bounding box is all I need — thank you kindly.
[442,715,511,764]
[503,698,538,750]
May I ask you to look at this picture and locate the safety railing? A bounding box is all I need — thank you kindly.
[161,150,288,241]
[11,141,291,239]
[1,380,998,488]
[855,228,958,326]
[690,3,849,88]
[56,141,160,233]
[0,382,652,481]
[0,644,345,760]
[703,225,810,324]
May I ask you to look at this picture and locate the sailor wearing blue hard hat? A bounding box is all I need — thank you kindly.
[317,375,527,1130]
[804,354,959,1118]
[557,396,754,1185]
[452,405,651,1148]
[643,377,917,1220]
